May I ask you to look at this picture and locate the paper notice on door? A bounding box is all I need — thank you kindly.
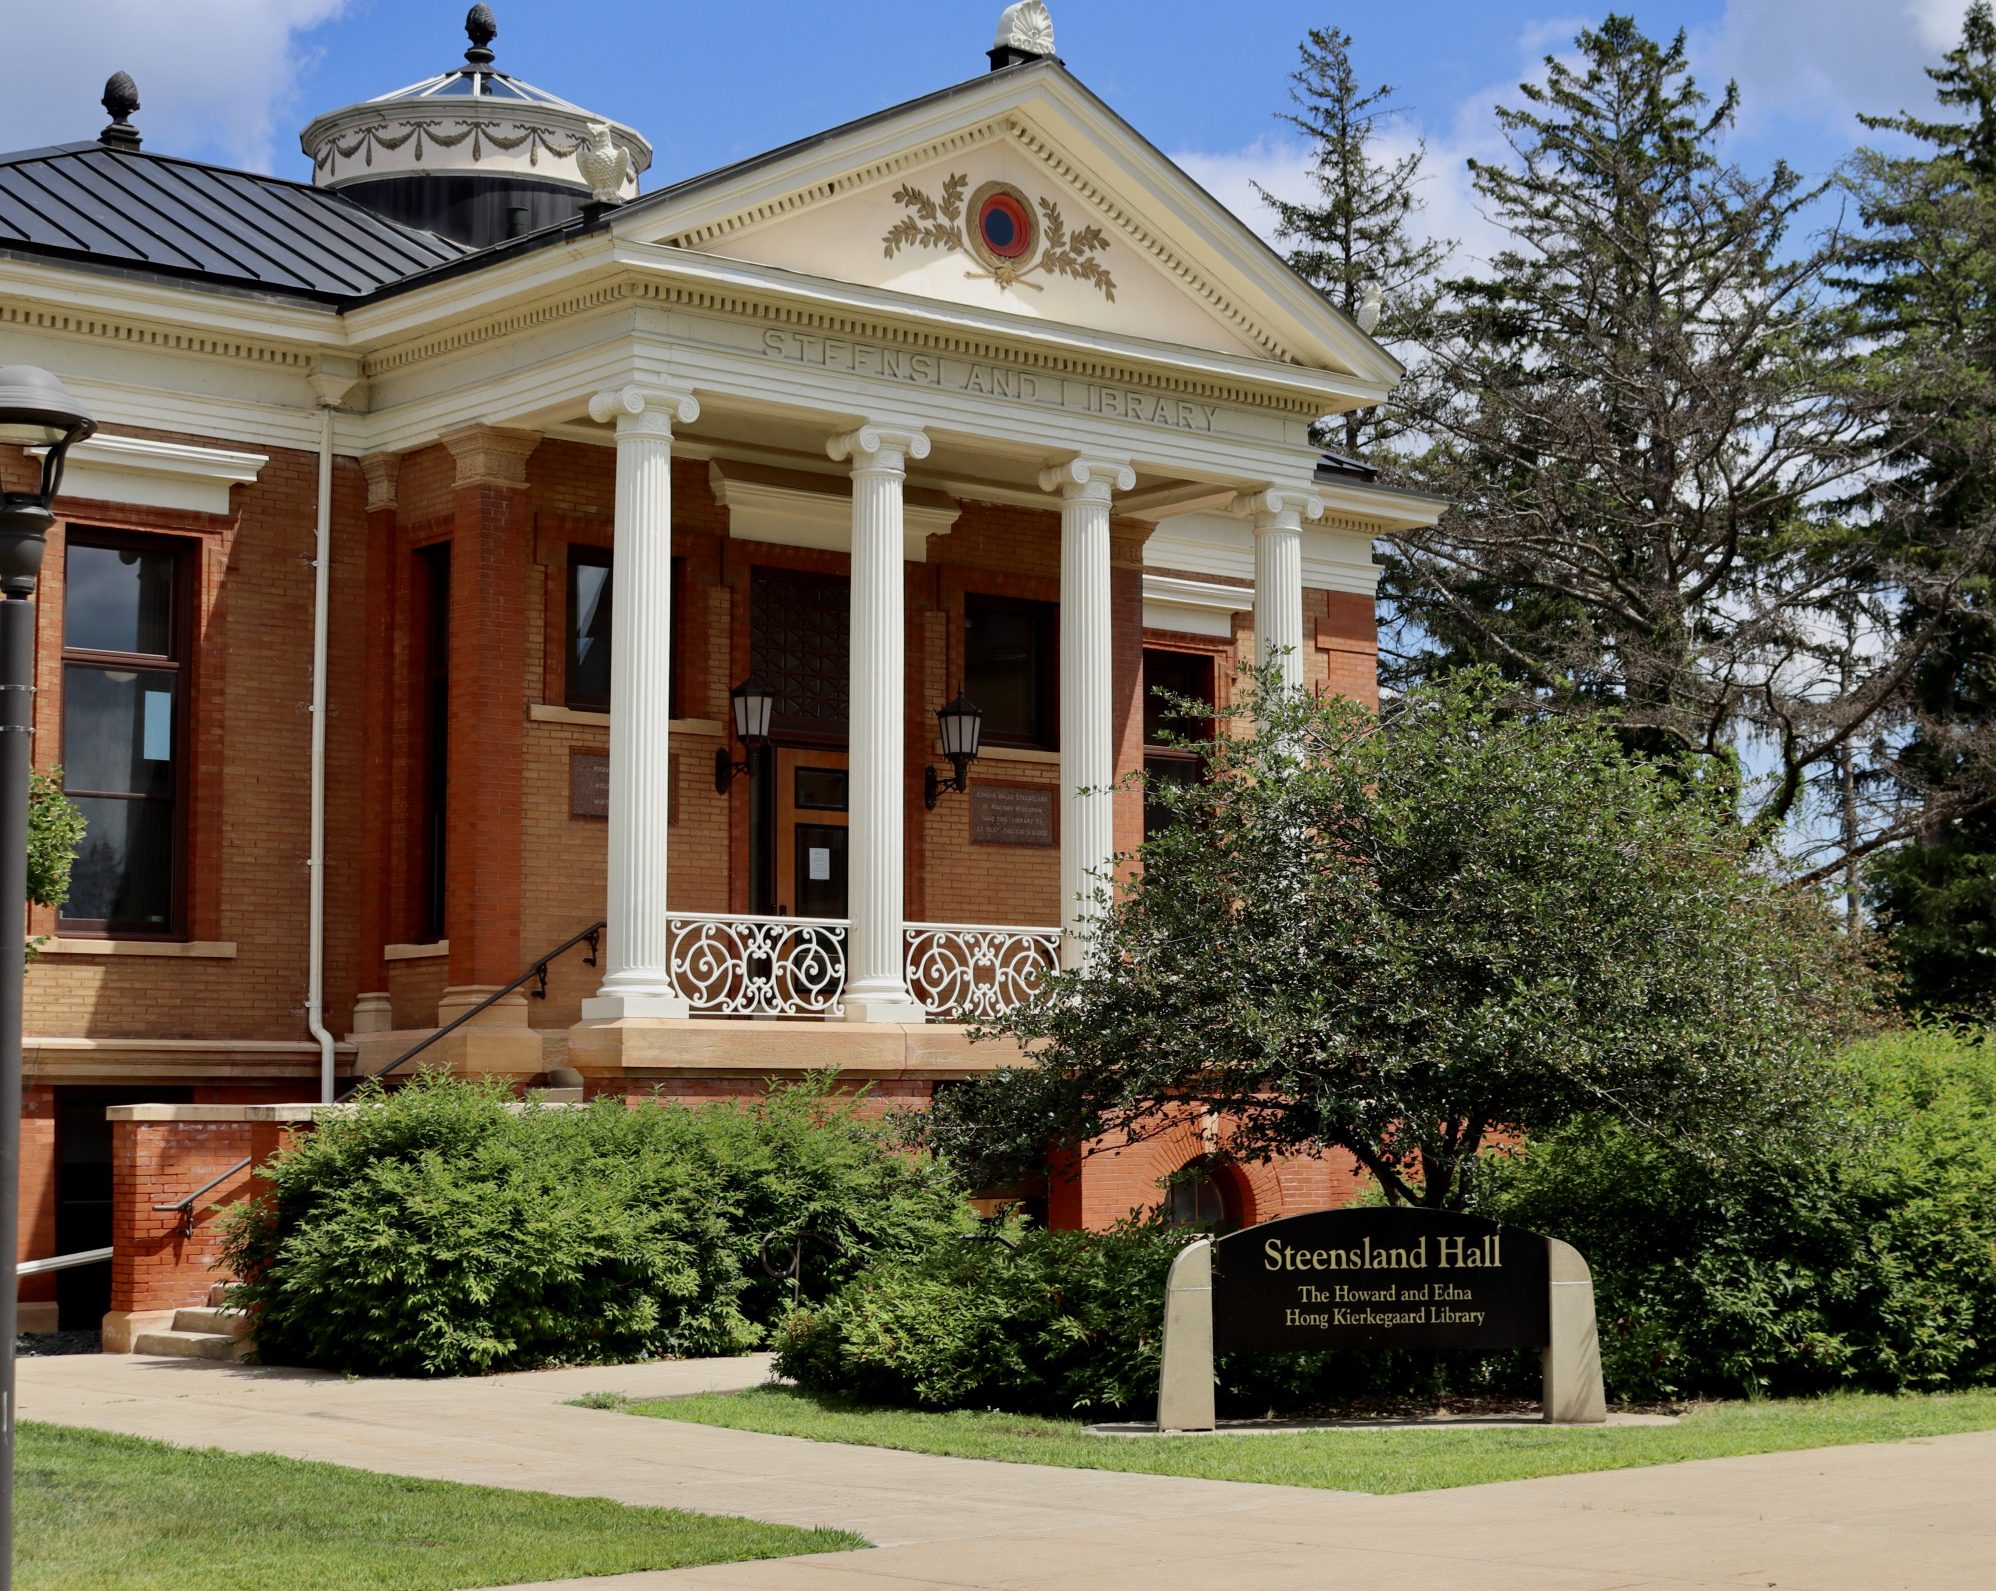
[808,847,832,881]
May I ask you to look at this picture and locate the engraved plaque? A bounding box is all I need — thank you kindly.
[572,750,679,823]
[570,751,609,819]
[970,783,1055,847]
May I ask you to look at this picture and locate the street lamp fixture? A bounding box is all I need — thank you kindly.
[713,676,775,794]
[924,687,983,809]
[0,365,94,1591]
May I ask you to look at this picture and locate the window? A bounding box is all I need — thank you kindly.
[61,534,189,934]
[565,547,612,712]
[565,549,686,717]
[964,594,1057,749]
[1161,1163,1230,1227]
[1142,648,1215,840]
[418,544,450,941]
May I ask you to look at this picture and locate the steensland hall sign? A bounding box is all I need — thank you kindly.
[1215,1209,1550,1353]
[1156,1208,1604,1430]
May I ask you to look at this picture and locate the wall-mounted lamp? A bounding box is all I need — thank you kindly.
[924,687,984,810]
[713,676,775,794]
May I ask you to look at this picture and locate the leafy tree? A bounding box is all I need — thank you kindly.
[1384,15,1971,877]
[26,768,82,960]
[1256,25,1449,452]
[1840,2,1996,1007]
[931,671,1866,1213]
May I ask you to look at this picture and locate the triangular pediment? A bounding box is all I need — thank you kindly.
[611,63,1400,387]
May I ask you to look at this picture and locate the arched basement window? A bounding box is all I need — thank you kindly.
[1161,1161,1231,1226]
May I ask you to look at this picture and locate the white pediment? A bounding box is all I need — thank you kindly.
[613,65,1402,387]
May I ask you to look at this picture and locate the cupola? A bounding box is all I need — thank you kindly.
[298,5,651,249]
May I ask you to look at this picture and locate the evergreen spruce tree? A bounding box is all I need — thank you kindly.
[1386,15,1980,869]
[1257,26,1448,453]
[1844,3,1996,1012]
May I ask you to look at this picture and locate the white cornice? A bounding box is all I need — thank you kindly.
[1146,511,1382,597]
[0,257,342,356]
[1142,573,1249,638]
[36,434,268,516]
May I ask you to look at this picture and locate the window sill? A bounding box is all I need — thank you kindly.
[528,705,725,736]
[35,938,237,959]
[384,940,448,962]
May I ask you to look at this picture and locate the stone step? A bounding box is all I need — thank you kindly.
[206,1282,236,1308]
[131,1329,250,1362]
[172,1306,249,1338]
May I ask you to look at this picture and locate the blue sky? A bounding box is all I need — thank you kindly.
[6,2,1983,262]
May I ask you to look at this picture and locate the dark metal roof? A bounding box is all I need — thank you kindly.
[0,142,465,301]
[1315,447,1379,483]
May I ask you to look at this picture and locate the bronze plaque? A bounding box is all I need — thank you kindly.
[571,750,680,823]
[570,751,609,819]
[970,783,1055,847]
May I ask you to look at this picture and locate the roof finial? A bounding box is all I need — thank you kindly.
[465,5,498,67]
[990,2,1056,72]
[100,71,142,151]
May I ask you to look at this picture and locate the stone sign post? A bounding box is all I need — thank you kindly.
[1156,1208,1606,1430]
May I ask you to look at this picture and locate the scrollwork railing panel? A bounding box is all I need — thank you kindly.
[668,913,847,1017]
[903,922,1061,1022]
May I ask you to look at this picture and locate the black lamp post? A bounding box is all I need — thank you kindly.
[924,687,983,809]
[0,366,94,1590]
[714,676,775,794]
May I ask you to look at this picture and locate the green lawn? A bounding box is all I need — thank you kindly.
[17,1421,864,1591]
[615,1384,1996,1494]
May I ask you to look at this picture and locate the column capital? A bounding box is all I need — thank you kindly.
[589,384,700,437]
[1231,486,1325,532]
[828,424,929,471]
[1038,455,1136,500]
[441,426,541,489]
[358,453,401,514]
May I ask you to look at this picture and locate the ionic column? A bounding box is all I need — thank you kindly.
[1235,487,1324,697]
[1041,456,1135,967]
[829,424,928,1023]
[581,384,699,1021]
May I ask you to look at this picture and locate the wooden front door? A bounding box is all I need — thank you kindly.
[774,749,850,919]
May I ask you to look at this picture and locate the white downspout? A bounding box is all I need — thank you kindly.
[306,363,359,1102]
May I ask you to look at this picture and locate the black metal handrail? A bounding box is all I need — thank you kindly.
[152,1157,254,1238]
[146,922,607,1238]
[338,919,605,1101]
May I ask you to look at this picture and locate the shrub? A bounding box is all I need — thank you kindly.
[775,1219,1184,1416]
[220,1073,965,1377]
[1478,1026,1996,1401]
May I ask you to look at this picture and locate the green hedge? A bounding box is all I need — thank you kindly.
[781,1029,1996,1415]
[220,1074,965,1377]
[1480,1025,1996,1401]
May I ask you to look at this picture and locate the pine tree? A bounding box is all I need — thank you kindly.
[1843,3,1996,1012]
[1256,26,1448,453]
[1385,15,1973,867]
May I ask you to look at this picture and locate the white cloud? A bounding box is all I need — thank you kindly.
[3,1,350,173]
[1694,0,1973,149]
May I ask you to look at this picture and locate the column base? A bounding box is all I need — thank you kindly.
[581,990,690,1021]
[351,990,393,1035]
[842,992,928,1025]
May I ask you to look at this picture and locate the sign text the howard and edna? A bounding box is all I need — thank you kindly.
[1211,1209,1549,1353]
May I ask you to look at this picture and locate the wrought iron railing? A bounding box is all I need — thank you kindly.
[665,911,1058,1021]
[904,921,1061,1020]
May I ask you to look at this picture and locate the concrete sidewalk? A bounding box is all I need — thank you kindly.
[21,1353,1996,1590]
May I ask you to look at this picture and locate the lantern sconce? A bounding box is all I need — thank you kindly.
[924,686,984,810]
[714,676,775,794]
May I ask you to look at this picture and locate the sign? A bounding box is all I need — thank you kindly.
[570,751,609,819]
[970,783,1055,847]
[571,750,678,823]
[1209,1208,1550,1354]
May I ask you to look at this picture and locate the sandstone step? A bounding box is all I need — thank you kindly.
[172,1306,249,1338]
[131,1329,249,1362]
[206,1282,237,1308]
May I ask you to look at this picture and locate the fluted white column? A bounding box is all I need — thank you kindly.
[581,384,699,1021]
[830,423,928,1023]
[1235,487,1324,698]
[1041,456,1134,967]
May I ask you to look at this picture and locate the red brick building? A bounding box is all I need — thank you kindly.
[0,7,1441,1330]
